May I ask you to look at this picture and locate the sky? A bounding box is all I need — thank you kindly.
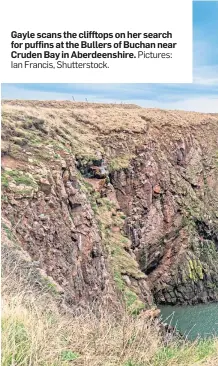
[2,1,218,113]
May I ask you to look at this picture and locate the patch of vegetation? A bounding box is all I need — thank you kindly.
[188,258,204,281]
[199,239,217,261]
[1,173,9,188]
[10,136,28,147]
[80,179,94,195]
[2,223,13,240]
[1,194,9,203]
[100,197,114,210]
[109,154,135,172]
[54,153,61,159]
[114,271,145,315]
[152,339,216,366]
[110,242,145,280]
[2,169,38,191]
[2,318,31,366]
[29,136,43,147]
[61,350,80,361]
[91,195,146,315]
[42,277,60,295]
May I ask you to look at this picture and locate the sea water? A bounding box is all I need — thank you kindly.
[159,303,218,340]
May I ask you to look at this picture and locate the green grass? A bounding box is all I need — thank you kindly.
[2,169,38,191]
[6,170,36,186]
[2,223,13,240]
[1,174,9,188]
[1,318,31,366]
[61,350,80,361]
[109,154,135,172]
[151,339,216,365]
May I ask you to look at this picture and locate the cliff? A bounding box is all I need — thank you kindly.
[2,100,218,310]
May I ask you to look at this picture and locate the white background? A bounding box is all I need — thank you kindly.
[0,0,193,83]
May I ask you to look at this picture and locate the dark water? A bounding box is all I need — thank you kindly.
[159,303,218,340]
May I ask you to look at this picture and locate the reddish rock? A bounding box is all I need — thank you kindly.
[111,226,120,233]
[153,185,161,194]
[141,308,161,319]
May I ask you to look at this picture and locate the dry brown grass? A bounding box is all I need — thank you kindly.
[2,100,217,130]
[2,275,218,366]
[2,294,161,366]
[2,100,218,163]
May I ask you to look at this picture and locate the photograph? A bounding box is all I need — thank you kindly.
[1,1,218,366]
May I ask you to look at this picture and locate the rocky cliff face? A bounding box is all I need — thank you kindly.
[1,100,218,309]
[110,119,218,304]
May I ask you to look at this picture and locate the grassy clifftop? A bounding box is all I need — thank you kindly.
[2,100,217,161]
